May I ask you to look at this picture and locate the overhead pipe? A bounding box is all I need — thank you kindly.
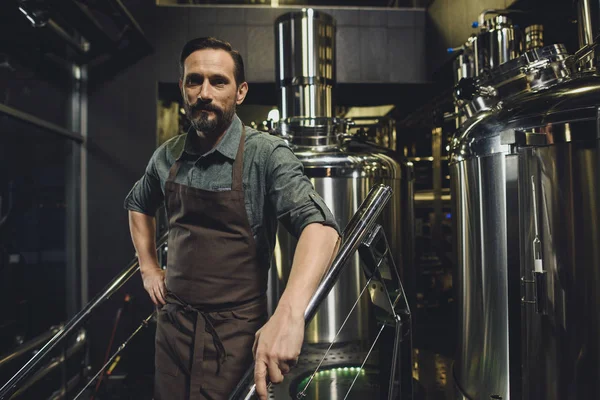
[577,0,600,69]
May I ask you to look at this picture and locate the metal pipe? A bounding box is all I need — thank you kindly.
[0,103,84,143]
[228,184,394,400]
[0,232,169,399]
[108,0,151,47]
[432,127,443,248]
[9,330,86,399]
[73,312,155,400]
[578,0,598,47]
[46,19,90,55]
[48,372,83,400]
[0,326,61,370]
[577,0,600,69]
[401,160,416,310]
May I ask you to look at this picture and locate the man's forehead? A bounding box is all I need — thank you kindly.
[184,49,235,76]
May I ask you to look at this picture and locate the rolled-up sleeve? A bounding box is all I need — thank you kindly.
[124,151,164,216]
[266,142,340,238]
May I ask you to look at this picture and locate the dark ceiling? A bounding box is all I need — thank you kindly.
[0,0,153,88]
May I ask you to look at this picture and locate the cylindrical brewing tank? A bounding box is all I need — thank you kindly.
[272,9,409,345]
[450,42,573,399]
[517,85,600,398]
[275,9,335,121]
[517,2,600,397]
[450,119,515,400]
[275,149,405,344]
[451,8,600,393]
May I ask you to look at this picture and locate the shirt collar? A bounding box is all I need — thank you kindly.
[181,115,242,161]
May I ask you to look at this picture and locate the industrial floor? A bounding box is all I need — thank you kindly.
[412,304,456,400]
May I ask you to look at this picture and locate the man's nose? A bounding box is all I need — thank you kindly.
[198,83,213,103]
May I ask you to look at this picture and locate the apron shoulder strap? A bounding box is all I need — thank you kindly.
[167,160,183,182]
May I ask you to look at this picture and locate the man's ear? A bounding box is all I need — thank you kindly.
[236,82,248,105]
[179,78,186,97]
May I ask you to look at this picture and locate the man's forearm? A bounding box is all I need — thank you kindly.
[276,223,340,318]
[128,210,160,270]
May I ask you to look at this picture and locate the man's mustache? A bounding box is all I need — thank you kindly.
[189,102,222,114]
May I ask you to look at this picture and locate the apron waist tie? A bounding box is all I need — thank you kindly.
[163,297,228,376]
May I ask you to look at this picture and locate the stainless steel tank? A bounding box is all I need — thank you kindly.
[517,87,600,398]
[275,147,405,344]
[271,9,411,345]
[454,72,600,400]
[451,1,600,395]
[450,38,574,399]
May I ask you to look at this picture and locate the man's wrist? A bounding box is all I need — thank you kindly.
[275,297,306,320]
[139,260,161,274]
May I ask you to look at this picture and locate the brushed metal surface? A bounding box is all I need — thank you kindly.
[519,139,600,400]
[473,16,522,76]
[451,71,600,399]
[275,9,335,120]
[451,153,510,400]
[272,150,403,344]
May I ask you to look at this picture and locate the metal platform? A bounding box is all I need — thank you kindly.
[270,342,380,399]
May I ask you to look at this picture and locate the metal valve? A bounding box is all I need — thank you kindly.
[455,78,498,101]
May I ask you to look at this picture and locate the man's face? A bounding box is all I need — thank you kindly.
[179,49,247,136]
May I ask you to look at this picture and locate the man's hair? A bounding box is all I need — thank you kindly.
[179,37,246,86]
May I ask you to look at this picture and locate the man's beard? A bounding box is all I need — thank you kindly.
[185,100,235,136]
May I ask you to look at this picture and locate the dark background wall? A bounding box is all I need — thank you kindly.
[86,0,157,370]
[153,5,426,83]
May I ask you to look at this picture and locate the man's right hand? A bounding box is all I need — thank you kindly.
[141,266,166,306]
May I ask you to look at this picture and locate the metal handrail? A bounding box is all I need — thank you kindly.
[0,325,62,370]
[9,330,87,399]
[0,232,169,399]
[228,183,393,400]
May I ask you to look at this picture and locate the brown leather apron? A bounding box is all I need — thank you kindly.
[154,126,268,400]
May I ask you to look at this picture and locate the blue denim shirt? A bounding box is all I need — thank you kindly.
[124,115,340,268]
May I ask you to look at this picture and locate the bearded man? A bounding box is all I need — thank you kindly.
[124,37,340,400]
